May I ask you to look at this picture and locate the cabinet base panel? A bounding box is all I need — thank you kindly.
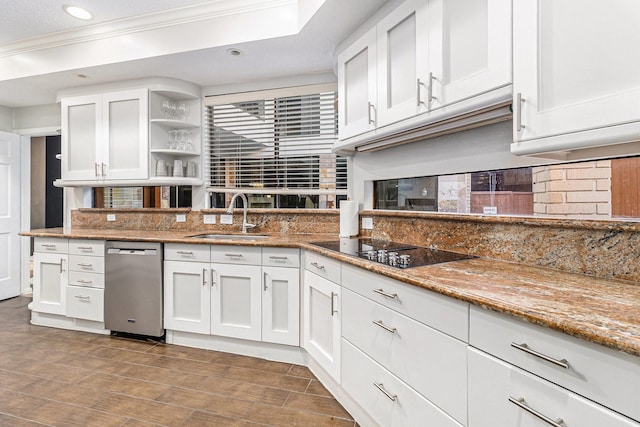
[166,330,306,365]
[30,310,110,335]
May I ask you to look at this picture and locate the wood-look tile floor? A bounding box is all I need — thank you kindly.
[0,296,356,426]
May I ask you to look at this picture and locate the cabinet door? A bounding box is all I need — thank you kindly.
[513,0,640,147]
[377,0,430,125]
[262,266,300,346]
[164,260,210,334]
[102,89,149,180]
[303,270,341,381]
[210,264,262,341]
[468,348,639,427]
[32,253,68,315]
[61,94,102,181]
[429,0,511,110]
[338,27,377,140]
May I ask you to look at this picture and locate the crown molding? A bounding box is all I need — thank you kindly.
[0,0,296,57]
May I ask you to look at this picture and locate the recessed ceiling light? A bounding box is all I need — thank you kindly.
[226,48,243,57]
[63,5,93,20]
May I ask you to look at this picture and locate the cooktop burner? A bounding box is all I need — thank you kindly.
[310,238,475,268]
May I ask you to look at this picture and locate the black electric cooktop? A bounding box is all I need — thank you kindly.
[310,238,475,269]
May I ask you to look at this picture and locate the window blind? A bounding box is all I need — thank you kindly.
[205,87,347,199]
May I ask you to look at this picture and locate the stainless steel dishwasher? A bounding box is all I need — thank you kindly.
[105,241,164,338]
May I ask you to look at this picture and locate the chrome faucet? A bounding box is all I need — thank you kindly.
[226,193,255,233]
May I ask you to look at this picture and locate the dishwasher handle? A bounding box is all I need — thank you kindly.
[107,248,158,256]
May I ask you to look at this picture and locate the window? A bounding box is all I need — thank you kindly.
[204,85,347,208]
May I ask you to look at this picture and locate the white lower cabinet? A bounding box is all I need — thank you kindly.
[164,259,211,334]
[262,266,300,346]
[342,340,462,427]
[164,244,301,346]
[468,347,639,427]
[342,288,467,424]
[32,252,68,315]
[210,263,262,341]
[303,269,341,382]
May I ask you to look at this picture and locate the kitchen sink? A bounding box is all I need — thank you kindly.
[188,233,269,241]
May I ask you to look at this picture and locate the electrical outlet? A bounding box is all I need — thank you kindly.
[361,217,374,230]
[203,214,216,224]
[106,214,116,222]
[220,214,233,225]
[176,214,186,223]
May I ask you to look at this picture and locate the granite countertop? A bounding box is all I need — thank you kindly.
[23,227,640,358]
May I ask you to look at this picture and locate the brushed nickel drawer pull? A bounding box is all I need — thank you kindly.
[373,382,397,402]
[210,268,216,287]
[311,262,325,270]
[202,268,207,287]
[77,246,93,251]
[77,279,93,284]
[60,258,65,273]
[367,102,376,125]
[427,72,438,106]
[269,256,289,261]
[74,295,91,301]
[224,253,243,258]
[372,320,397,334]
[516,92,526,132]
[41,244,56,248]
[177,250,194,256]
[264,272,268,291]
[373,288,398,299]
[417,78,426,106]
[508,397,564,427]
[77,263,93,268]
[511,343,569,369]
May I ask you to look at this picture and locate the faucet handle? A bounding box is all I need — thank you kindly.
[244,223,256,229]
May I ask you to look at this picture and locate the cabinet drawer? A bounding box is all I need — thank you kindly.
[304,251,341,283]
[342,288,467,424]
[342,340,462,427]
[165,244,210,262]
[342,263,468,341]
[262,247,300,268]
[468,348,639,427]
[65,285,104,322]
[34,237,68,254]
[69,254,104,274]
[470,306,640,422]
[211,245,261,265]
[69,239,105,256]
[68,271,104,289]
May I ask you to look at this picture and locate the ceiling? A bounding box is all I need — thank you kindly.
[0,0,390,108]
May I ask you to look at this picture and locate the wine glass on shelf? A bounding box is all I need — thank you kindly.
[177,103,187,122]
[167,130,177,150]
[168,101,177,120]
[177,130,186,151]
[161,99,171,119]
[183,132,193,152]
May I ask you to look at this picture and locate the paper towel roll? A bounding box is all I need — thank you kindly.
[339,200,359,237]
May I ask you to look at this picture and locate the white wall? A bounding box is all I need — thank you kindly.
[0,105,13,132]
[350,121,560,208]
[14,104,61,134]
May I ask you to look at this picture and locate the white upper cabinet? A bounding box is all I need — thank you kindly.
[336,0,512,150]
[512,0,640,157]
[376,0,429,126]
[429,0,511,110]
[62,89,148,181]
[338,27,377,140]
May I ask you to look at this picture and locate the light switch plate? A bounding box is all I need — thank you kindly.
[362,217,374,230]
[203,214,216,224]
[176,214,186,223]
[106,214,116,222]
[220,214,233,225]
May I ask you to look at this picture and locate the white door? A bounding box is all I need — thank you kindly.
[429,0,512,109]
[262,266,300,346]
[303,270,341,381]
[210,263,262,341]
[376,0,430,125]
[163,260,211,334]
[338,27,378,140]
[0,131,21,300]
[513,0,640,144]
[102,89,149,180]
